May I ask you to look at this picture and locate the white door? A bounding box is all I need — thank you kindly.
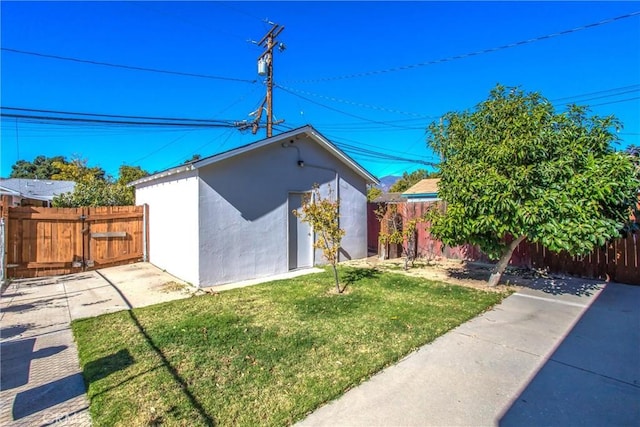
[288,193,313,270]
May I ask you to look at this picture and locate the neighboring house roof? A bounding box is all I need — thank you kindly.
[402,178,441,200]
[372,192,404,203]
[0,178,76,202]
[130,125,379,186]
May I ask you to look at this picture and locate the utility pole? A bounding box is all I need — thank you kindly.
[255,22,285,137]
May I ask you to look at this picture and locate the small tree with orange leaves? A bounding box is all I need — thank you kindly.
[294,184,346,293]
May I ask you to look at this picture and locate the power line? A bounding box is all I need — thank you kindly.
[127,1,251,44]
[277,85,421,130]
[0,113,239,128]
[283,11,640,84]
[277,84,436,119]
[273,122,434,167]
[550,84,640,103]
[1,47,257,83]
[589,96,640,107]
[1,107,239,124]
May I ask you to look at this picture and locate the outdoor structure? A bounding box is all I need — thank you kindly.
[402,178,441,202]
[0,178,75,208]
[132,125,378,287]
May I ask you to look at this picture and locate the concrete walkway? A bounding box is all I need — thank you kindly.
[0,263,323,426]
[298,282,640,426]
[0,263,197,426]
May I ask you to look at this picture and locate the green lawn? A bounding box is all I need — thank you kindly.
[72,267,508,426]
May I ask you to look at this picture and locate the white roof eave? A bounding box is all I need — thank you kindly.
[131,125,379,186]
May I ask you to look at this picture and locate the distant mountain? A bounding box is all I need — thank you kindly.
[377,175,400,192]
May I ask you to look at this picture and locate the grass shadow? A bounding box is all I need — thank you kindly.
[87,271,217,426]
[83,349,134,383]
[341,267,381,285]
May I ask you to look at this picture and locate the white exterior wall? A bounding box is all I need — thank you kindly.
[197,135,368,286]
[135,170,200,285]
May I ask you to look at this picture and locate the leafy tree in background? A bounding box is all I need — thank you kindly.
[51,157,106,183]
[623,144,640,234]
[366,185,382,202]
[9,155,67,179]
[294,185,346,293]
[389,169,437,193]
[9,155,149,207]
[53,177,135,207]
[427,84,640,286]
[117,165,149,185]
[52,164,150,207]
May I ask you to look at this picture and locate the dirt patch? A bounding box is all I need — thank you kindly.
[340,256,598,295]
[159,281,189,293]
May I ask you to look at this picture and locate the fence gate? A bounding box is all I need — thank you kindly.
[4,205,148,278]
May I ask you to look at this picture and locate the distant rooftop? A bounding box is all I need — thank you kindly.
[372,192,404,203]
[0,178,76,201]
[403,178,440,196]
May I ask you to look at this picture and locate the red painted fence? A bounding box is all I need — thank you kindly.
[367,202,640,285]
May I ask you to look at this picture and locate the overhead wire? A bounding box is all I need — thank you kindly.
[277,85,436,119]
[272,122,435,168]
[589,96,640,107]
[550,84,640,103]
[1,107,240,124]
[277,85,423,130]
[126,1,251,44]
[283,10,640,84]
[1,47,257,83]
[0,113,239,128]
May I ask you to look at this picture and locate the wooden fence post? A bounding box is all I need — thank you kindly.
[0,195,8,288]
[143,203,149,262]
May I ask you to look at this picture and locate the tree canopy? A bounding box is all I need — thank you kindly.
[117,165,149,186]
[51,157,106,182]
[53,164,150,207]
[366,185,383,202]
[53,179,135,207]
[9,155,67,179]
[389,169,437,193]
[8,155,150,207]
[427,84,640,286]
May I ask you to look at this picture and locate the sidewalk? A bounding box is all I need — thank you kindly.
[298,282,640,426]
[0,263,323,425]
[0,263,196,426]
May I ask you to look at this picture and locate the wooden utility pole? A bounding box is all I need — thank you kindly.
[255,22,285,137]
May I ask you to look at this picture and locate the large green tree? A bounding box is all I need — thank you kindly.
[427,85,639,286]
[9,155,67,179]
[389,169,437,193]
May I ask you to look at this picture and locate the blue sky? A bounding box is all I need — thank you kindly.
[1,1,639,180]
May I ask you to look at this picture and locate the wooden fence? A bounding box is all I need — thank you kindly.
[2,205,148,278]
[368,201,640,286]
[519,234,639,285]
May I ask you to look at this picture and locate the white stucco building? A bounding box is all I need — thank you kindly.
[132,125,378,287]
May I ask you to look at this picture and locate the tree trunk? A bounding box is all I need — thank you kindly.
[487,235,526,287]
[332,264,341,293]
